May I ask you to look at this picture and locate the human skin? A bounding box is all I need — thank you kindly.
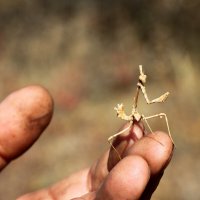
[0,85,174,200]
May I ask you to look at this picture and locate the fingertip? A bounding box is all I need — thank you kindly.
[97,155,150,200]
[149,131,174,171]
[17,85,54,118]
[3,85,54,121]
[149,131,174,151]
[0,85,54,170]
[107,122,145,171]
[126,131,174,175]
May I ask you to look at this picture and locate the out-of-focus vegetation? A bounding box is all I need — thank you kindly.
[0,1,199,199]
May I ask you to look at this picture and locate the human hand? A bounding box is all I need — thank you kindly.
[0,86,173,200]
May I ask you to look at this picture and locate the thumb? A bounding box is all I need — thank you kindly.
[0,85,53,170]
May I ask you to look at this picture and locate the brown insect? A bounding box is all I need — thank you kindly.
[108,65,174,159]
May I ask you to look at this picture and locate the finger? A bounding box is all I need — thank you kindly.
[73,156,150,200]
[88,151,110,191]
[125,131,174,199]
[0,85,53,170]
[96,155,150,200]
[89,122,144,191]
[125,131,174,175]
[108,122,144,170]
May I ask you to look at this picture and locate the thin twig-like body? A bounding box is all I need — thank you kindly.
[109,65,174,159]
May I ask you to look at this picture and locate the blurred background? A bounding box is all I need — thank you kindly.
[0,0,199,199]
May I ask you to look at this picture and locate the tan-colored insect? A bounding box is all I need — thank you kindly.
[108,65,174,159]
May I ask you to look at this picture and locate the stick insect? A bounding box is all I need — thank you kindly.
[108,65,174,159]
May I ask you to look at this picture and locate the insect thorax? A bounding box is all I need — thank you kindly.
[132,110,142,121]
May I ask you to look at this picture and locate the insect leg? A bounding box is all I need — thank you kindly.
[138,82,169,104]
[108,121,132,160]
[143,113,174,144]
[142,114,153,133]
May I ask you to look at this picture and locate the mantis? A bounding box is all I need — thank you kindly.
[108,65,174,159]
